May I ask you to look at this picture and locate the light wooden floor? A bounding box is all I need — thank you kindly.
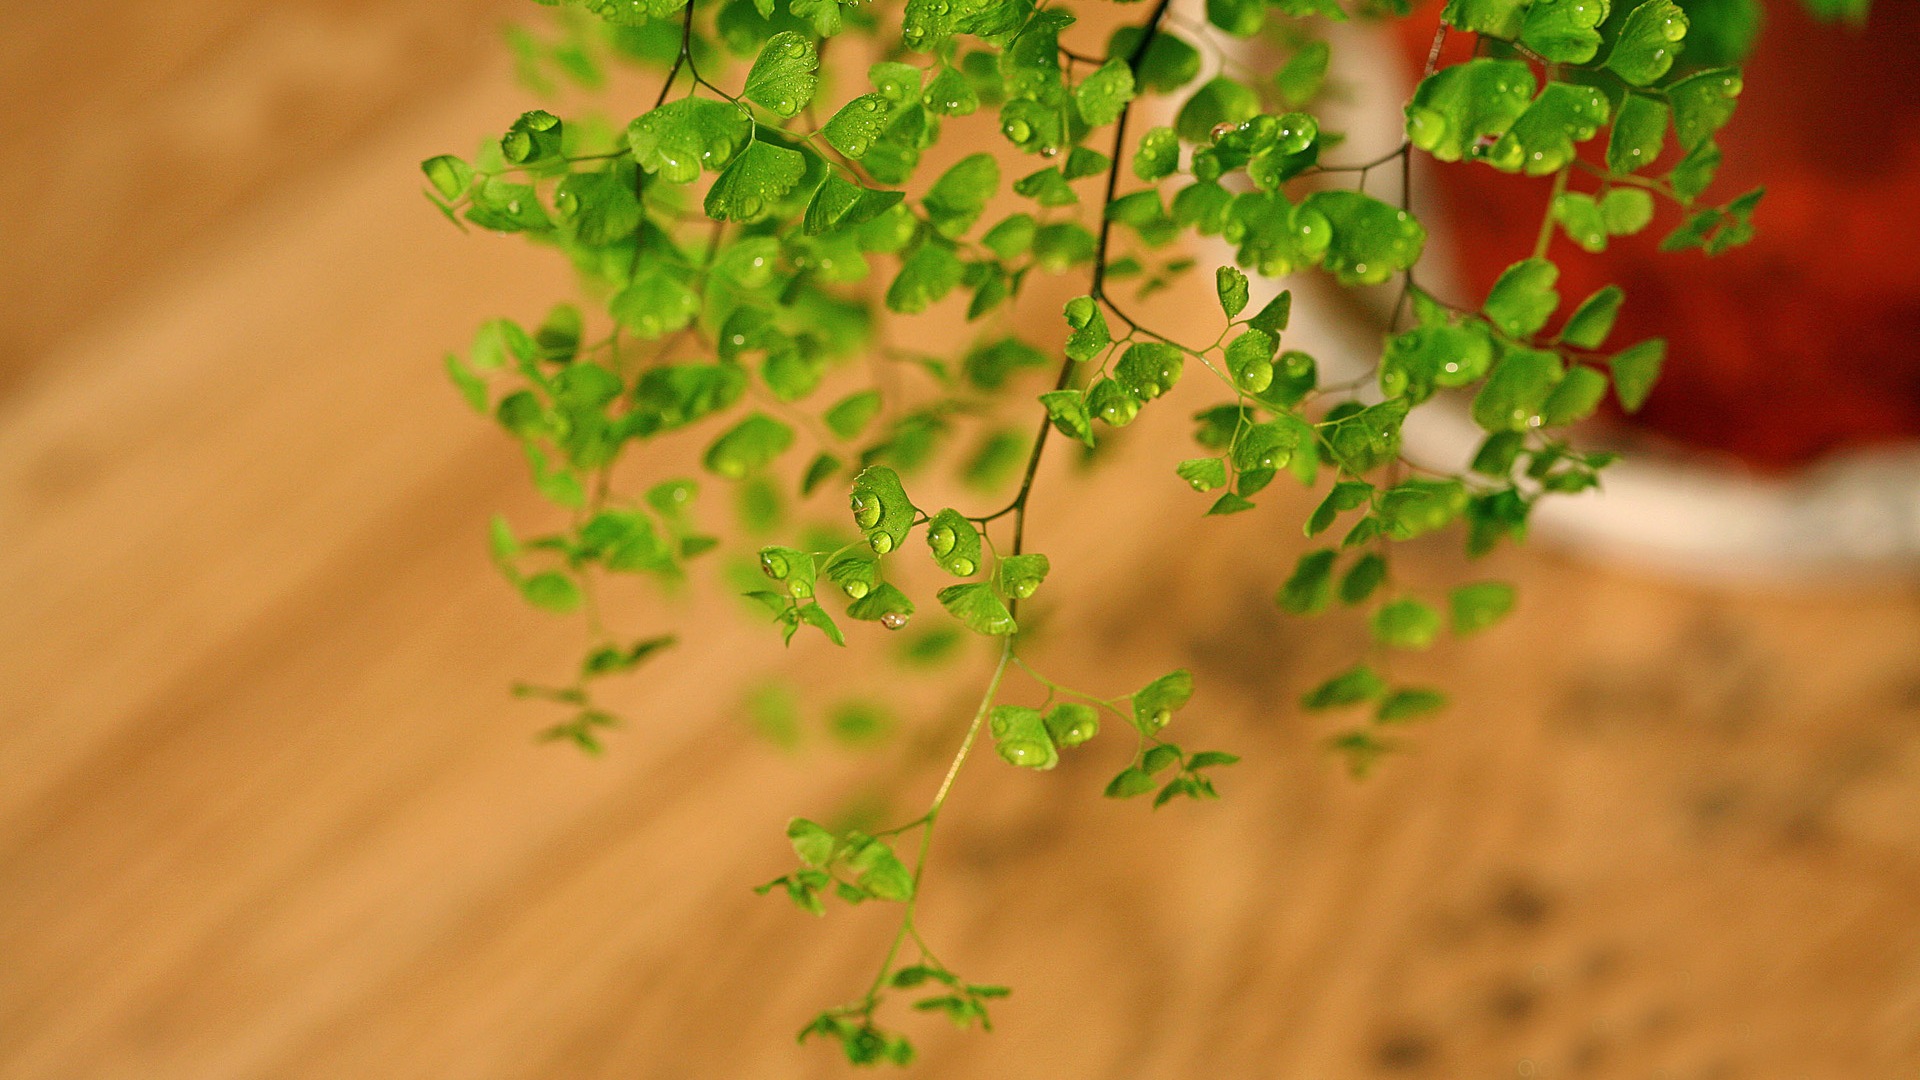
[4,5,1920,1078]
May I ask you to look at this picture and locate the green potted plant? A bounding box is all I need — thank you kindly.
[420,0,1878,1064]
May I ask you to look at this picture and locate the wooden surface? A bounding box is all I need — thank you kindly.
[4,6,1920,1078]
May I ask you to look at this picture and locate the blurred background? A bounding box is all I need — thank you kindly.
[2,0,1918,1077]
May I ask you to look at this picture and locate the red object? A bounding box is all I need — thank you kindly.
[1402,0,1920,471]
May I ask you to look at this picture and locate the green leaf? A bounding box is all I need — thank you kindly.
[1248,289,1292,336]
[803,176,904,235]
[982,213,1037,259]
[1667,139,1723,203]
[1114,342,1185,401]
[633,363,748,430]
[821,94,891,158]
[936,582,1016,636]
[998,553,1050,600]
[1208,493,1256,516]
[521,571,582,613]
[1378,478,1467,539]
[1207,0,1265,34]
[1133,126,1180,181]
[1320,397,1410,475]
[1275,40,1329,107]
[1301,665,1387,710]
[1044,702,1098,748]
[845,833,914,901]
[1442,0,1529,37]
[1064,295,1111,362]
[824,390,882,440]
[1405,59,1535,163]
[1174,77,1260,143]
[1554,193,1609,253]
[1307,480,1371,536]
[1377,688,1448,723]
[1224,329,1276,394]
[1560,285,1624,349]
[1301,190,1426,287]
[1338,551,1387,605]
[703,413,795,477]
[1013,167,1077,207]
[1104,767,1155,799]
[1131,669,1193,735]
[1371,598,1441,650]
[1380,324,1494,400]
[988,706,1059,769]
[1216,265,1250,319]
[445,352,488,412]
[421,154,473,200]
[1063,146,1109,180]
[1472,347,1564,432]
[787,818,837,867]
[1520,0,1612,63]
[1606,0,1689,87]
[744,31,819,117]
[924,508,982,577]
[1542,365,1608,426]
[1075,58,1135,127]
[1039,389,1096,447]
[1278,549,1337,615]
[1484,257,1560,338]
[1609,338,1665,412]
[704,138,807,223]
[1599,187,1654,235]
[1489,82,1611,176]
[923,64,978,116]
[1177,457,1228,493]
[628,97,754,182]
[885,241,965,313]
[1450,581,1516,635]
[847,582,915,623]
[1668,68,1742,151]
[1110,26,1202,93]
[501,109,563,165]
[923,153,999,238]
[554,167,640,246]
[1608,93,1669,176]
[611,266,699,339]
[848,465,917,555]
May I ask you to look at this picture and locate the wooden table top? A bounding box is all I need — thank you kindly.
[3,5,1918,1077]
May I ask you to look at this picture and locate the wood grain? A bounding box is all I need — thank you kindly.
[3,10,1918,1078]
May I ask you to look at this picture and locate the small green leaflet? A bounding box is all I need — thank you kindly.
[1450,581,1516,635]
[989,706,1059,769]
[923,153,999,238]
[1609,338,1666,412]
[936,582,1016,636]
[1608,94,1669,176]
[705,139,807,223]
[1606,0,1688,87]
[1483,257,1560,338]
[1074,59,1135,127]
[628,98,754,183]
[1131,670,1193,735]
[703,413,795,478]
[744,31,819,118]
[849,465,918,555]
[822,94,891,158]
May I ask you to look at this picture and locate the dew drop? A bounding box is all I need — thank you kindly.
[880,611,910,630]
[870,532,894,554]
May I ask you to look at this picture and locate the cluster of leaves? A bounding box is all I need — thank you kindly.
[425,0,1846,1064]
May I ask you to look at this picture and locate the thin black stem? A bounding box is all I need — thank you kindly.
[991,0,1174,591]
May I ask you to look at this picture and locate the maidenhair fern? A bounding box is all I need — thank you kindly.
[425,0,1852,1065]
